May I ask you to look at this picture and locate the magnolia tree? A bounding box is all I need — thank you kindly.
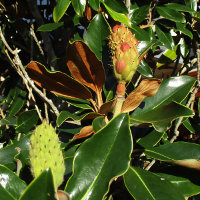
[0,0,200,200]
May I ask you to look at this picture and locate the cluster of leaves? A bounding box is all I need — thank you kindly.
[1,0,200,200]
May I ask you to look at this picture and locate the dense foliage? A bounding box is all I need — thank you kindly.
[0,0,200,199]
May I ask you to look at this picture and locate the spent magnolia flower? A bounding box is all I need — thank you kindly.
[109,25,139,83]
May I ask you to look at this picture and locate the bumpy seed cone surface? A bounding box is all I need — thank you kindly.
[109,25,139,83]
[29,121,65,189]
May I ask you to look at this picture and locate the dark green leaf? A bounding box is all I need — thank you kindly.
[84,13,110,61]
[176,22,193,38]
[179,38,189,58]
[124,167,185,200]
[156,6,186,23]
[137,60,153,77]
[37,22,64,32]
[103,4,131,26]
[138,40,155,61]
[19,169,55,200]
[88,0,100,11]
[0,185,16,200]
[92,116,106,132]
[130,3,150,25]
[156,173,200,197]
[0,165,26,198]
[164,3,195,13]
[131,102,193,132]
[65,114,133,199]
[0,116,16,126]
[16,110,39,133]
[156,25,175,50]
[0,135,30,170]
[56,110,101,127]
[102,0,128,14]
[8,89,27,117]
[182,118,195,133]
[71,0,86,16]
[145,142,200,161]
[53,0,71,22]
[131,26,150,41]
[137,130,164,148]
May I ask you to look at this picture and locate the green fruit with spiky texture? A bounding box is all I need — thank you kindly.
[29,121,65,189]
[109,25,139,83]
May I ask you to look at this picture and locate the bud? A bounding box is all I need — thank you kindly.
[109,25,139,83]
[29,121,65,189]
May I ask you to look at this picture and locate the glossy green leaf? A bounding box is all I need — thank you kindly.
[37,22,64,31]
[84,13,110,61]
[137,130,165,148]
[103,4,131,26]
[8,89,27,117]
[0,116,16,126]
[176,22,193,38]
[182,118,195,133]
[92,116,106,132]
[71,0,86,16]
[145,142,200,161]
[156,6,185,23]
[137,60,153,77]
[56,110,100,126]
[157,47,178,68]
[16,110,39,133]
[0,185,16,200]
[156,173,200,197]
[130,3,150,25]
[156,25,175,50]
[88,0,100,11]
[53,0,71,22]
[131,26,150,41]
[124,166,185,200]
[164,3,195,13]
[131,76,196,131]
[179,38,189,58]
[0,134,30,170]
[132,102,193,132]
[65,114,132,200]
[19,169,55,200]
[138,41,155,61]
[0,165,26,198]
[102,0,128,14]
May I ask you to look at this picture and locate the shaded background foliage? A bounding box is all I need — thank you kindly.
[0,0,200,200]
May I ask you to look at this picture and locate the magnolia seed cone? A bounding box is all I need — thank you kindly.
[109,25,139,83]
[29,121,65,189]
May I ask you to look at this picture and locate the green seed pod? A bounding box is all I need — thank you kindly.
[29,121,65,189]
[109,25,139,83]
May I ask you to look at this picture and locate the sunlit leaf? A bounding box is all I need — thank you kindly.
[66,41,105,95]
[26,61,92,100]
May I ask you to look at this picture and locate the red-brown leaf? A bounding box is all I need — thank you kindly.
[26,61,92,100]
[73,125,94,140]
[66,41,105,95]
[99,98,117,115]
[122,79,161,113]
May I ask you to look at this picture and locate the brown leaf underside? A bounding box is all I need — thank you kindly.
[73,125,94,140]
[122,79,161,113]
[66,41,105,94]
[26,61,92,100]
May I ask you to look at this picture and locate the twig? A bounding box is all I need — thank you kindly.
[0,26,59,117]
[125,0,131,19]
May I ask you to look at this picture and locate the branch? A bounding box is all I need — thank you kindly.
[0,26,59,117]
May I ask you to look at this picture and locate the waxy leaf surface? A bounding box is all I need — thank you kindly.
[65,114,132,200]
[0,165,26,199]
[124,167,185,200]
[19,169,55,200]
[26,61,92,100]
[66,41,105,95]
